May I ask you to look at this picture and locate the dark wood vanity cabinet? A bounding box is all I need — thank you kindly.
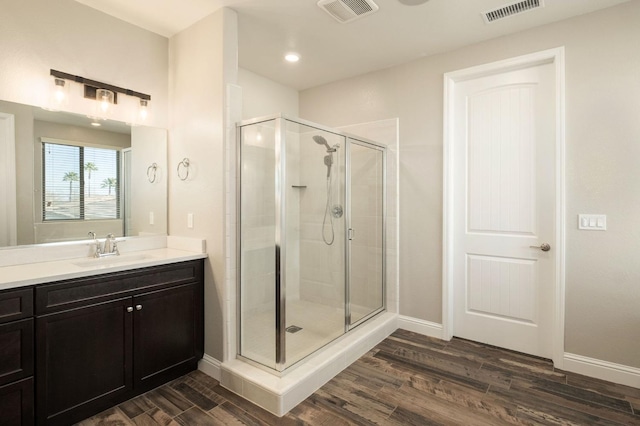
[0,287,35,426]
[34,260,204,426]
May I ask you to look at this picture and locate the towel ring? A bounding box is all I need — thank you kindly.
[177,158,190,181]
[146,163,158,183]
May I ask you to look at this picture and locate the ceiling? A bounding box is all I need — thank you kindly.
[75,0,629,90]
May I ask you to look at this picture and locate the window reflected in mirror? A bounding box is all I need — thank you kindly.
[43,141,121,221]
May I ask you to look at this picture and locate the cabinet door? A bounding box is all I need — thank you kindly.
[36,297,133,425]
[133,282,203,390]
[0,377,34,426]
[0,318,33,386]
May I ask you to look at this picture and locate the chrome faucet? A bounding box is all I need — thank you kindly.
[88,231,102,257]
[88,231,120,258]
[102,233,120,257]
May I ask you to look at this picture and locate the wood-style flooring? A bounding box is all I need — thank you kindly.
[77,329,640,425]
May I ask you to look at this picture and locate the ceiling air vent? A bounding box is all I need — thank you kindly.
[317,0,379,24]
[482,0,544,24]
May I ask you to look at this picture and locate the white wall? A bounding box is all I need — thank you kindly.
[130,126,168,237]
[169,8,238,360]
[238,68,299,119]
[300,2,640,368]
[0,0,168,128]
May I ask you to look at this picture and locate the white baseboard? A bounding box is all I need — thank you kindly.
[397,315,444,340]
[198,354,221,381]
[563,353,640,389]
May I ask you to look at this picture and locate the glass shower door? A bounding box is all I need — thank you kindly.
[347,138,386,328]
[283,121,346,368]
[238,119,278,370]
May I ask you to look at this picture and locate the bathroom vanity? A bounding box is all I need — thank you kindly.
[0,244,205,426]
[0,288,34,425]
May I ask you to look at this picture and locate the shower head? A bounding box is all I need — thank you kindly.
[313,135,332,151]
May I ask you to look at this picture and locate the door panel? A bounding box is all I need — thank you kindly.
[453,62,555,358]
[36,297,132,425]
[347,139,385,328]
[133,283,201,389]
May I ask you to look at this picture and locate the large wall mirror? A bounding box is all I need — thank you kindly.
[0,99,167,248]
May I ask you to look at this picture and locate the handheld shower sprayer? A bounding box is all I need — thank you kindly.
[313,135,337,177]
[313,134,340,245]
[313,135,332,151]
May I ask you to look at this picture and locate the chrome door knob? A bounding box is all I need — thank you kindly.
[529,243,551,252]
[135,305,143,311]
[126,307,133,313]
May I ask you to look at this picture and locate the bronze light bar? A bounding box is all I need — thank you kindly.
[50,69,151,101]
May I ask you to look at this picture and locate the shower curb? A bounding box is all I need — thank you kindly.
[218,312,398,416]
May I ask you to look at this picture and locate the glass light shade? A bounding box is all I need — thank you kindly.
[96,89,114,113]
[48,77,69,109]
[138,99,149,122]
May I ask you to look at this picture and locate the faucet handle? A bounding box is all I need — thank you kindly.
[88,231,96,240]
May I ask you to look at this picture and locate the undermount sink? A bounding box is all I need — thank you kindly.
[72,253,155,268]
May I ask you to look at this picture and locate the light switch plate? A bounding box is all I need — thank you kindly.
[578,214,606,230]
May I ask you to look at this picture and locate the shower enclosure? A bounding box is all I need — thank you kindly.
[237,115,386,372]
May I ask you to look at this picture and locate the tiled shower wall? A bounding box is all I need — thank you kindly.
[239,125,302,315]
[298,132,346,309]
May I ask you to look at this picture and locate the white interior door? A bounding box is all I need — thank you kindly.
[451,61,556,358]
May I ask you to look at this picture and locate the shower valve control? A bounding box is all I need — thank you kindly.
[332,205,344,218]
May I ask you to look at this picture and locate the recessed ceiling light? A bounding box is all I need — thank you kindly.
[398,0,430,5]
[285,53,300,63]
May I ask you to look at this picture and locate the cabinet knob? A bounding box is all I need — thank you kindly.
[126,307,133,313]
[135,304,143,311]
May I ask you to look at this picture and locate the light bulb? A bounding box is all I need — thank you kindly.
[48,77,69,110]
[96,89,114,114]
[139,99,149,122]
[54,79,65,104]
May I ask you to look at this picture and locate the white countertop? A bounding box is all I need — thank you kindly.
[0,237,208,290]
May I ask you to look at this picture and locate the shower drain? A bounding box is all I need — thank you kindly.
[286,325,303,334]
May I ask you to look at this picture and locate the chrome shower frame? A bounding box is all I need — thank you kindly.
[236,114,387,373]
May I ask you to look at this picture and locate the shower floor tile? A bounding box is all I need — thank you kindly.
[241,299,345,368]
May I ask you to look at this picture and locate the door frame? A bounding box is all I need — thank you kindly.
[442,47,566,367]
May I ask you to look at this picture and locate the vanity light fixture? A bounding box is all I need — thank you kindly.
[49,69,151,118]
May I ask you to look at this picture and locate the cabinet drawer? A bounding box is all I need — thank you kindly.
[0,319,34,387]
[0,377,34,426]
[0,288,33,324]
[35,260,203,315]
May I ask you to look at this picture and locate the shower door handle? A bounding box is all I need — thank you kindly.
[348,228,355,241]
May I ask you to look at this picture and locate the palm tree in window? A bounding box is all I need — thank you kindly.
[101,177,117,196]
[84,162,98,197]
[62,171,79,201]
